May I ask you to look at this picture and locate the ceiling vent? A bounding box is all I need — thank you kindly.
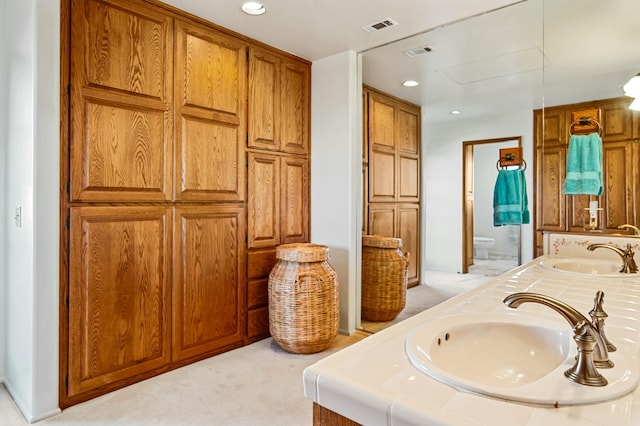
[362,18,399,33]
[404,45,433,57]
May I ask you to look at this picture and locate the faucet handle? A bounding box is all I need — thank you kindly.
[565,320,608,387]
[589,291,616,352]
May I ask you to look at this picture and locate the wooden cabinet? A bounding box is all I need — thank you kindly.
[64,0,310,406]
[364,86,421,286]
[68,206,172,398]
[248,47,310,155]
[245,48,311,341]
[174,20,247,202]
[172,206,246,361]
[69,0,173,202]
[534,97,640,255]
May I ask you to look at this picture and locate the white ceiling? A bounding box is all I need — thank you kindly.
[162,0,640,124]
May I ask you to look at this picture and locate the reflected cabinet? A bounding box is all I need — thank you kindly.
[534,97,640,256]
[363,86,421,286]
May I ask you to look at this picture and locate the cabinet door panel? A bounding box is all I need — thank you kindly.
[368,204,396,237]
[175,20,246,201]
[70,0,173,202]
[68,206,172,397]
[173,206,246,361]
[398,154,420,202]
[248,153,281,248]
[281,156,309,244]
[539,146,566,230]
[280,60,310,155]
[248,48,279,151]
[601,104,633,141]
[369,150,396,202]
[602,141,634,230]
[398,204,420,287]
[368,94,395,150]
[397,107,419,154]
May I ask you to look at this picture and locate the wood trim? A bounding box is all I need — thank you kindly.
[59,0,71,409]
[313,403,361,426]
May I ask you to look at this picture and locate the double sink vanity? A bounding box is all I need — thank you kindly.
[303,233,640,425]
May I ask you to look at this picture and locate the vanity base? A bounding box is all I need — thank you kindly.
[313,403,360,426]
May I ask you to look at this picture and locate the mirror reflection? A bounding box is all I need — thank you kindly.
[359,0,640,331]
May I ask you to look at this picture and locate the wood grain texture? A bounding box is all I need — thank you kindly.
[281,156,309,244]
[172,205,246,362]
[248,48,279,151]
[174,19,246,201]
[398,203,420,287]
[247,153,280,248]
[280,61,310,155]
[70,0,173,202]
[68,206,172,397]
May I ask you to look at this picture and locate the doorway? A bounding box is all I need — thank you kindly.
[462,137,522,274]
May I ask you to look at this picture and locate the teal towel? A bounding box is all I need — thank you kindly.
[493,169,530,226]
[563,133,603,195]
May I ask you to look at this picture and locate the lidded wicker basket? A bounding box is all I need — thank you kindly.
[361,235,409,321]
[268,243,339,354]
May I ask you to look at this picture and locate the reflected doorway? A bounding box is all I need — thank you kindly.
[462,137,522,274]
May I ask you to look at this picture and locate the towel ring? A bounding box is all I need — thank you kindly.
[569,118,602,136]
[496,159,526,171]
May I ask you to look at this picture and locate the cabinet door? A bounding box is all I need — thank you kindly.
[397,106,419,155]
[369,149,396,202]
[248,48,280,151]
[174,20,246,201]
[368,204,396,237]
[538,145,566,231]
[70,0,173,202]
[247,153,281,248]
[281,156,310,244]
[398,154,420,203]
[398,204,420,287]
[280,59,310,155]
[602,141,634,230]
[173,206,246,362]
[601,103,634,142]
[368,93,396,150]
[68,206,172,398]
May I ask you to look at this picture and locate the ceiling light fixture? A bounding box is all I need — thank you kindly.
[450,110,462,115]
[241,1,266,16]
[402,80,419,87]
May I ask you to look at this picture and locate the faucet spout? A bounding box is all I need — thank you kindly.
[618,224,640,235]
[503,292,613,370]
[587,243,638,273]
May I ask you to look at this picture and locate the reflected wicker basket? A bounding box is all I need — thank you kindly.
[361,235,409,321]
[268,243,339,354]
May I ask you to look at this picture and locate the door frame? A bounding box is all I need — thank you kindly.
[461,136,522,273]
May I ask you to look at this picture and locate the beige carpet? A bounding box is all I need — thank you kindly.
[0,269,493,425]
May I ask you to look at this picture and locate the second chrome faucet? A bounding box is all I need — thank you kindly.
[503,291,614,387]
[587,242,638,273]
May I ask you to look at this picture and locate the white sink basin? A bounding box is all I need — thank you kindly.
[539,258,625,277]
[405,313,639,406]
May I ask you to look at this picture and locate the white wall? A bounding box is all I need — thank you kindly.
[3,0,60,421]
[0,0,8,384]
[311,51,360,335]
[423,109,534,274]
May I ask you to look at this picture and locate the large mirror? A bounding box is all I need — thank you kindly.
[360,0,640,282]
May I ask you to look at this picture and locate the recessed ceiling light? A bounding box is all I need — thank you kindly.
[242,2,266,15]
[450,110,462,115]
[402,80,419,87]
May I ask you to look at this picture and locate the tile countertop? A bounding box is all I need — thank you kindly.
[303,255,640,426]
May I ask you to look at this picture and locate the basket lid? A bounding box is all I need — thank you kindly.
[362,235,403,249]
[276,243,329,262]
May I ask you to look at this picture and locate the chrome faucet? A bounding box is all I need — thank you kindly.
[503,292,613,387]
[618,224,640,235]
[587,243,638,273]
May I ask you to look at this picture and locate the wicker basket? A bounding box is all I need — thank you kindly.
[268,243,339,354]
[361,235,409,321]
